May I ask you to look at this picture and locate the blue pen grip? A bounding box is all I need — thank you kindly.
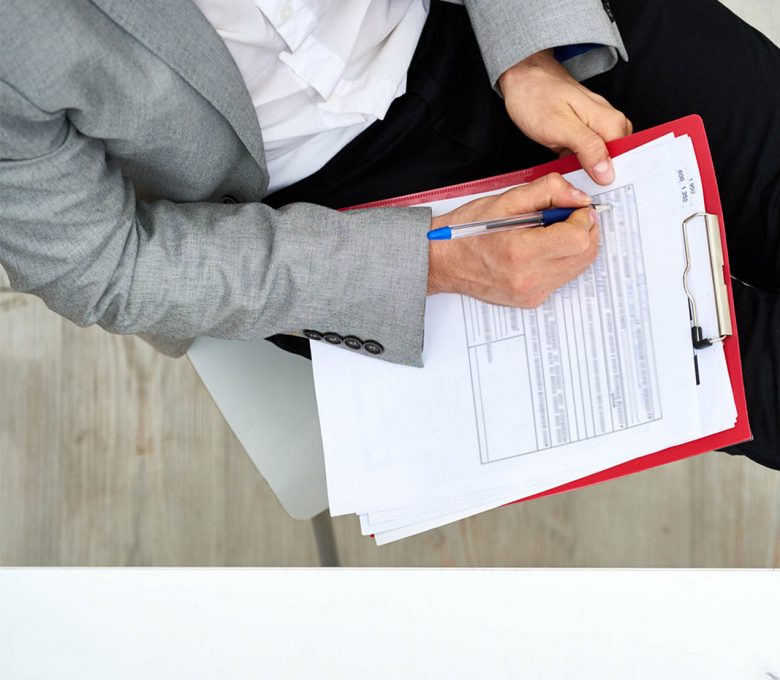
[541,207,577,225]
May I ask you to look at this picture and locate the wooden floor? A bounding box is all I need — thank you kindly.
[1,0,778,567]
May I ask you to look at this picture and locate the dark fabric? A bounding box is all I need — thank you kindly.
[582,0,780,467]
[586,0,780,293]
[724,280,780,468]
[265,0,780,468]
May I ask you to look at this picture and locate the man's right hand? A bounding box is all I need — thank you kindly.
[427,173,601,308]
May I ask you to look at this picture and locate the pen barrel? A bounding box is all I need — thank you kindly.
[448,221,543,239]
[447,213,543,239]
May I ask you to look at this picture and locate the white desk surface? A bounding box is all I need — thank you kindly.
[2,569,778,679]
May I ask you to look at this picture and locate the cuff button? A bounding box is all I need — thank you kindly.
[343,336,362,350]
[303,329,323,341]
[363,340,384,355]
[323,332,343,345]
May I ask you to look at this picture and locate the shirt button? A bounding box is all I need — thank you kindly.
[343,336,362,351]
[363,340,384,355]
[303,329,322,341]
[280,3,293,22]
[323,332,343,345]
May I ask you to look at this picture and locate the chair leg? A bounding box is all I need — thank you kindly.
[311,510,340,567]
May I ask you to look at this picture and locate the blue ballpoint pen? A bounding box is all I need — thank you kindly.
[426,204,612,241]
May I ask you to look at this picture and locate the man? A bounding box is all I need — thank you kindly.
[1,0,778,467]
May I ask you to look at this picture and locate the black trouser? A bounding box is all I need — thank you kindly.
[266,0,780,469]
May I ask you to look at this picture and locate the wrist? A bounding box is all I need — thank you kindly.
[427,217,450,295]
[498,49,557,95]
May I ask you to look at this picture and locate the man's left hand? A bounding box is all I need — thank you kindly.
[499,49,632,185]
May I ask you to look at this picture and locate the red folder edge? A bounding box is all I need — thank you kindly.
[347,115,751,504]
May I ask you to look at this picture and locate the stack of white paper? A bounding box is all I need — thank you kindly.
[311,135,737,544]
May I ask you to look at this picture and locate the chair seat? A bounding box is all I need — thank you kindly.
[188,337,328,520]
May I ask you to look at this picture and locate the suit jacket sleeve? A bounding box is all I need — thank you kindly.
[461,0,628,86]
[0,79,432,367]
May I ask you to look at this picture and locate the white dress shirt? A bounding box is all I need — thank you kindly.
[193,0,430,194]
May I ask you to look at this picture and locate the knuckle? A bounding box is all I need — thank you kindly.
[611,109,627,124]
[575,231,591,253]
[584,135,605,156]
[509,277,526,298]
[535,174,554,194]
[523,291,548,309]
[577,244,599,269]
[545,172,564,188]
[536,172,565,198]
[507,243,525,266]
[510,273,536,298]
[536,292,551,307]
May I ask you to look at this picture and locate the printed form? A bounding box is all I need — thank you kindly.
[311,136,736,542]
[463,183,661,464]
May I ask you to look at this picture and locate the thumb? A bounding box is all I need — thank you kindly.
[499,172,591,214]
[555,114,615,185]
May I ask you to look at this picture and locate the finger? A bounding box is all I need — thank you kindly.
[529,255,596,303]
[551,221,601,263]
[527,227,600,300]
[584,90,613,108]
[532,207,597,258]
[581,89,633,135]
[498,172,591,213]
[571,206,599,230]
[581,90,634,139]
[586,102,633,142]
[550,110,615,185]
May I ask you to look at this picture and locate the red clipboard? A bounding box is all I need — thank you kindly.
[350,115,751,502]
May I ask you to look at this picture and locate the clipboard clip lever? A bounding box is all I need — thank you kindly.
[682,212,733,350]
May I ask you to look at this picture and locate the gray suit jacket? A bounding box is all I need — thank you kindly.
[0,0,625,366]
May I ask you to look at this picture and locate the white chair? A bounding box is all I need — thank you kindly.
[187,337,338,566]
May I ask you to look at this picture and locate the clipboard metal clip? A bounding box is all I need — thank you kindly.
[682,212,733,350]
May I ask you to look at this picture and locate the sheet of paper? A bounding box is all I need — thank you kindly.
[312,135,736,543]
[364,134,736,538]
[669,136,737,432]
[364,140,736,544]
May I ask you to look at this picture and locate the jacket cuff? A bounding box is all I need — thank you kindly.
[464,0,627,89]
[286,205,432,368]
